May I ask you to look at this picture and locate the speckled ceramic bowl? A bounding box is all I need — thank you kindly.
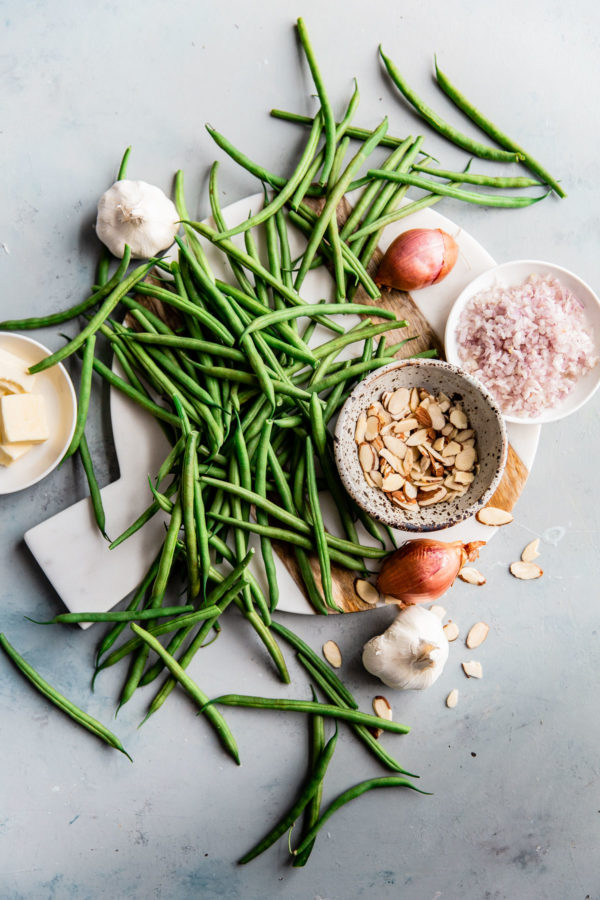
[333,359,508,532]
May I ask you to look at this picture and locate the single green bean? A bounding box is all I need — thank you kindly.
[27,605,195,626]
[174,169,215,276]
[0,247,132,332]
[29,259,153,374]
[270,107,425,150]
[182,431,201,600]
[63,334,96,460]
[366,169,548,207]
[293,776,429,855]
[238,725,338,863]
[434,59,565,197]
[413,162,542,188]
[0,633,131,760]
[208,694,411,733]
[131,624,240,764]
[379,46,520,162]
[78,433,108,540]
[296,17,336,185]
[305,436,338,612]
[292,686,325,867]
[239,303,397,339]
[255,421,279,611]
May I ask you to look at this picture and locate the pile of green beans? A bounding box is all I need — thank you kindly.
[3,16,564,867]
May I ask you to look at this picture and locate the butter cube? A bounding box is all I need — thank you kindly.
[0,394,49,443]
[0,348,37,394]
[0,442,33,466]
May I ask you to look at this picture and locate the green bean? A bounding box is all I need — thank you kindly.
[0,633,131,760]
[190,365,311,402]
[255,421,279,611]
[78,433,108,540]
[292,687,325,867]
[107,502,161,551]
[305,436,339,612]
[297,652,416,776]
[366,169,548,207]
[89,355,181,429]
[305,356,414,395]
[27,605,195,626]
[174,169,215,277]
[294,117,389,289]
[434,59,565,197]
[293,776,429,855]
[270,107,429,150]
[346,193,443,242]
[240,303,397,339]
[290,79,360,209]
[238,724,338,863]
[379,47,520,162]
[182,431,201,600]
[210,114,322,241]
[131,624,240,764]
[63,334,96,460]
[132,281,236,347]
[207,694,411,734]
[275,208,295,293]
[413,162,543,188]
[192,453,211,598]
[296,17,336,185]
[29,259,153,374]
[117,145,132,180]
[0,247,132,332]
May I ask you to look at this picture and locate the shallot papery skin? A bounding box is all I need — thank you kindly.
[377,539,485,604]
[375,228,458,292]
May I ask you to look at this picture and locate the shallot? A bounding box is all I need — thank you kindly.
[376,539,485,604]
[375,228,458,291]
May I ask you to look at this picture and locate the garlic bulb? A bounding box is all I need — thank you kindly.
[362,606,449,690]
[96,180,179,259]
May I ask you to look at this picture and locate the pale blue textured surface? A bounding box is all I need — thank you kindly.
[1,2,599,898]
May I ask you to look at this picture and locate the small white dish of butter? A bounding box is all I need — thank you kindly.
[0,334,76,493]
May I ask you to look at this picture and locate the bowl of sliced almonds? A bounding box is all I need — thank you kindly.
[333,358,508,531]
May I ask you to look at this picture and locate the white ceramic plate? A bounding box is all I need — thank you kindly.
[25,194,541,618]
[0,333,77,494]
[444,259,600,425]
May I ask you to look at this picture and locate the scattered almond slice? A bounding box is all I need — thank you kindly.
[383,594,400,605]
[462,660,483,679]
[364,415,380,441]
[476,507,514,526]
[322,640,342,668]
[372,695,392,720]
[521,538,541,562]
[446,689,459,709]
[443,620,459,642]
[354,411,367,444]
[355,579,380,605]
[385,387,410,415]
[429,604,446,620]
[510,561,543,580]
[466,622,489,649]
[458,567,486,586]
[449,407,468,429]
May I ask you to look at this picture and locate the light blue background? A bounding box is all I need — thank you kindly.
[1,2,599,898]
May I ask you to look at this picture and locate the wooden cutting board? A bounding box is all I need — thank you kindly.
[275,196,529,613]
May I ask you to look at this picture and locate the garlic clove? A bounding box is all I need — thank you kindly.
[96,180,179,259]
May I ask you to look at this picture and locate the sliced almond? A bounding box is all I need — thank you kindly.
[409,387,420,412]
[455,429,474,442]
[418,486,447,506]
[521,538,541,562]
[364,472,376,488]
[354,411,368,444]
[383,435,408,459]
[462,660,483,679]
[364,415,380,441]
[446,689,459,709]
[355,578,380,605]
[466,622,489,649]
[427,402,446,430]
[442,440,461,457]
[367,401,384,418]
[394,416,419,432]
[441,422,454,436]
[371,435,384,452]
[438,393,451,412]
[458,567,486,586]
[476,507,514,527]
[370,470,383,488]
[432,436,446,453]
[443,620,459,641]
[322,640,342,668]
[382,473,404,492]
[454,470,475,485]
[386,388,410,415]
[429,604,446,620]
[414,406,432,428]
[406,428,429,447]
[380,448,404,474]
[383,594,401,605]
[358,443,375,472]
[449,407,468,429]
[510,561,543,580]
[372,695,392,720]
[454,446,477,472]
[404,481,418,500]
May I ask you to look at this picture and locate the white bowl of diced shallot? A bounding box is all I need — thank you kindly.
[444,260,600,425]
